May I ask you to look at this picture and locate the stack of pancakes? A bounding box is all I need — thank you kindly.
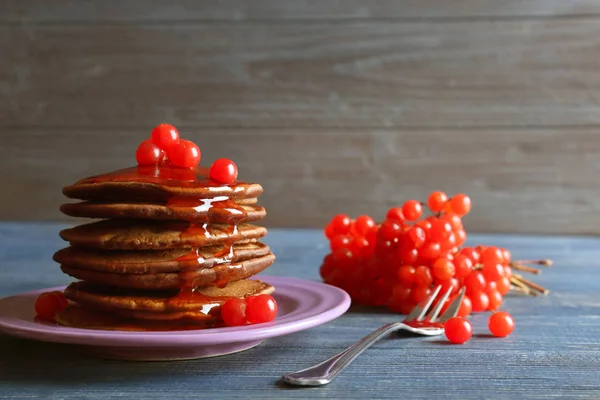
[54,164,275,331]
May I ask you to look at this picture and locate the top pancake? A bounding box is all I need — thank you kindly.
[62,164,263,202]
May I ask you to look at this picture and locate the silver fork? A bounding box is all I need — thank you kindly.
[281,285,465,386]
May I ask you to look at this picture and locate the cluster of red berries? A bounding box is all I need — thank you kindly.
[34,291,68,322]
[136,123,239,184]
[221,294,278,327]
[320,192,514,317]
[445,311,515,344]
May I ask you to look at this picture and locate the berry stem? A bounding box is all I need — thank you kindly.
[514,259,553,267]
[510,277,537,296]
[510,263,542,275]
[513,274,550,295]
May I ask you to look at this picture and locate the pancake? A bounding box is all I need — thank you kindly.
[63,279,274,321]
[60,252,275,290]
[54,242,270,274]
[62,165,263,202]
[56,304,219,331]
[59,220,267,250]
[60,200,265,223]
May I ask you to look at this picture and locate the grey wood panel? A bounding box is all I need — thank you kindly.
[1,225,600,399]
[3,128,599,234]
[3,20,600,129]
[2,0,600,22]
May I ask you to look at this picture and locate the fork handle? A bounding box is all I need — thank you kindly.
[281,322,402,386]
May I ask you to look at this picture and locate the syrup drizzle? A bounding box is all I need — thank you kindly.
[84,163,251,318]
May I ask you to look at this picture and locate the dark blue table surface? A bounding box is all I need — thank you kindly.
[1,223,599,399]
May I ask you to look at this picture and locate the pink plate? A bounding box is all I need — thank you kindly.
[0,276,350,361]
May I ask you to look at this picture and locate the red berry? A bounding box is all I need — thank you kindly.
[441,213,463,232]
[482,261,505,281]
[444,316,472,344]
[331,247,355,268]
[486,289,503,311]
[452,254,473,279]
[419,241,441,260]
[471,291,490,312]
[245,294,278,324]
[151,123,180,151]
[386,207,405,223]
[480,246,504,265]
[488,311,515,337]
[351,215,376,238]
[136,140,165,165]
[351,236,372,258]
[464,271,486,294]
[330,214,352,235]
[414,265,433,287]
[330,235,352,252]
[449,194,471,216]
[407,226,426,248]
[457,295,472,317]
[496,276,511,295]
[433,258,455,281]
[396,265,416,285]
[221,298,247,326]
[459,247,480,264]
[402,200,423,221]
[504,265,513,278]
[209,158,238,184]
[397,246,418,265]
[427,191,448,213]
[169,139,201,168]
[411,286,432,303]
[379,220,402,242]
[501,248,512,265]
[324,224,336,239]
[455,229,467,247]
[429,219,452,242]
[34,291,68,322]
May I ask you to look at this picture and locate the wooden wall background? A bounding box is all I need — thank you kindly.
[2,1,600,234]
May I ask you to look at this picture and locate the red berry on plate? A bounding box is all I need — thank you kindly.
[209,158,238,184]
[221,298,247,326]
[402,200,423,221]
[444,316,472,344]
[136,140,165,165]
[488,311,515,337]
[427,191,448,213]
[34,291,68,322]
[151,123,180,151]
[169,139,201,168]
[245,294,278,324]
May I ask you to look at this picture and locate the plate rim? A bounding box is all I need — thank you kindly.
[0,276,350,348]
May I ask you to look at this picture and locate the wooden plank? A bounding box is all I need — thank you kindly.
[2,0,600,22]
[3,20,600,129]
[2,128,600,235]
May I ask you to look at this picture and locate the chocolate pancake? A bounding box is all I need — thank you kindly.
[63,165,263,202]
[56,304,218,331]
[63,279,274,321]
[59,220,267,250]
[60,200,265,223]
[54,242,270,274]
[60,252,275,290]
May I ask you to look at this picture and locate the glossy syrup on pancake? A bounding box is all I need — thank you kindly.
[83,162,255,315]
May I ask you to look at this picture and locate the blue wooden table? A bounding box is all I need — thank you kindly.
[1,223,599,399]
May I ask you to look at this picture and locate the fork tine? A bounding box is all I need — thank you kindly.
[405,285,442,322]
[425,286,454,322]
[437,286,466,322]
